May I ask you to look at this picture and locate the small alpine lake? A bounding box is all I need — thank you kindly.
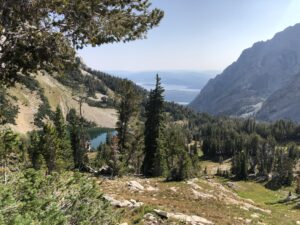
[87,127,117,150]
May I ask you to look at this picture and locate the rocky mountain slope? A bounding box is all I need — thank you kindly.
[7,66,118,134]
[190,24,300,122]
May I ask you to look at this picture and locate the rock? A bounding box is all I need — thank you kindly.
[187,180,203,190]
[98,165,113,176]
[127,180,144,191]
[103,195,122,207]
[154,209,214,224]
[143,213,160,224]
[154,209,169,218]
[119,223,128,225]
[146,185,159,192]
[240,206,249,211]
[129,199,144,208]
[192,189,216,200]
[144,213,157,221]
[251,213,260,218]
[245,219,252,224]
[296,221,300,225]
[245,198,255,204]
[225,182,239,190]
[103,195,143,208]
[169,187,178,192]
[243,202,271,214]
[119,200,133,208]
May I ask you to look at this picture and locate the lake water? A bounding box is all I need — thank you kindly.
[137,82,200,105]
[88,128,116,150]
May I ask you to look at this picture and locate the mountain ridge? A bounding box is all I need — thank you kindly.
[190,23,300,122]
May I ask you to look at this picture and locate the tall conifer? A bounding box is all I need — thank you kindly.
[142,74,165,177]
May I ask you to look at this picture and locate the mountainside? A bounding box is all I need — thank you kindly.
[190,24,300,122]
[7,63,194,134]
[7,65,118,134]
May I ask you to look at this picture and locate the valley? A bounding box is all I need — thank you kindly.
[1,1,300,225]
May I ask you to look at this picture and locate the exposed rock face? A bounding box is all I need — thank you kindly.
[190,24,300,122]
[256,74,300,121]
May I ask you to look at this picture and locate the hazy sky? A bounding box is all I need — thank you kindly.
[78,0,300,72]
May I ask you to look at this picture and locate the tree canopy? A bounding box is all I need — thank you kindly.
[0,0,164,86]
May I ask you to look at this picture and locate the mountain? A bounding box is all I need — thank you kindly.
[107,70,217,105]
[7,64,196,134]
[190,23,300,122]
[7,66,119,134]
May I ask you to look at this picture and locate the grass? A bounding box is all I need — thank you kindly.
[96,158,300,224]
[228,179,300,225]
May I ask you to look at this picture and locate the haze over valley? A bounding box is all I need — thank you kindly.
[108,70,217,105]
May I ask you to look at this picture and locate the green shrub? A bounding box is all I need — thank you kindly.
[0,170,119,225]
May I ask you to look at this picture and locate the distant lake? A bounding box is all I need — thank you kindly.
[137,82,201,105]
[88,128,116,150]
[106,70,216,106]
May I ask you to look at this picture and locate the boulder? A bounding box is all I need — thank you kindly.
[169,187,178,192]
[154,209,214,224]
[127,180,145,191]
[103,195,143,208]
[146,185,159,192]
[192,189,216,200]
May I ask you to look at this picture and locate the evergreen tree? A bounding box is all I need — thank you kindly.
[53,106,73,170]
[0,1,163,87]
[0,129,19,184]
[165,124,198,181]
[296,176,300,195]
[142,74,166,177]
[67,109,88,170]
[40,123,60,175]
[0,87,19,125]
[126,122,145,174]
[116,80,139,153]
[28,131,43,170]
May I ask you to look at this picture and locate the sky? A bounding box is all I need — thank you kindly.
[77,0,300,72]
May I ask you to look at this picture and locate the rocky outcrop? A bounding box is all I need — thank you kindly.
[127,180,145,191]
[154,209,214,225]
[103,195,144,208]
[190,24,300,122]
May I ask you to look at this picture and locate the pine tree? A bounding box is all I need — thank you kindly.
[0,87,19,125]
[40,123,60,175]
[0,1,163,87]
[54,106,73,170]
[0,129,19,184]
[232,149,249,180]
[68,109,88,170]
[116,80,139,154]
[165,124,198,181]
[142,74,166,177]
[296,176,300,195]
[28,131,43,170]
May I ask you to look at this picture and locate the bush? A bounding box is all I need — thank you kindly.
[0,170,119,225]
